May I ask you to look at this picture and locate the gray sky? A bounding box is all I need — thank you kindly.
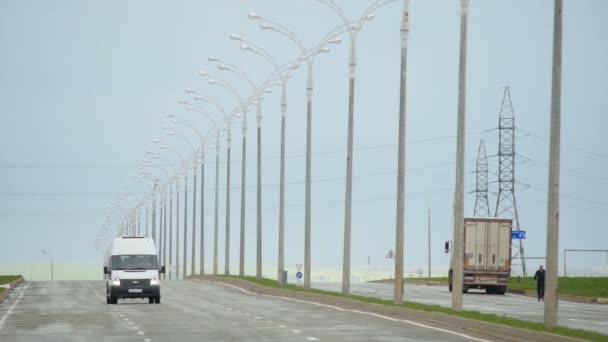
[1,0,607,279]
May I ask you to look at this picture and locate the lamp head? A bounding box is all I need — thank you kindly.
[260,23,273,30]
[208,56,221,62]
[164,113,174,118]
[198,70,207,77]
[153,139,160,144]
[229,34,243,41]
[217,64,230,71]
[240,44,251,51]
[248,12,261,20]
[329,37,343,45]
[178,99,187,104]
[185,88,195,94]
[365,13,375,21]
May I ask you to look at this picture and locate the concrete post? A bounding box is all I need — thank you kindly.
[544,0,562,328]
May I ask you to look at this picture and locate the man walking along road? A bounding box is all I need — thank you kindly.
[534,265,546,301]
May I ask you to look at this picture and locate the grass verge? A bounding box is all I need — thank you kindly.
[209,275,608,342]
[375,277,608,299]
[0,275,20,285]
[509,277,608,298]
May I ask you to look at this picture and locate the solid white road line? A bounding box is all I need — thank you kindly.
[0,282,29,330]
[199,280,491,342]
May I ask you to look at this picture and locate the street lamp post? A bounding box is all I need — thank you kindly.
[197,74,247,276]
[315,0,381,296]
[249,14,319,289]
[168,114,212,276]
[166,127,200,279]
[394,0,410,305]
[210,58,257,278]
[40,249,54,281]
[155,140,188,279]
[229,37,297,283]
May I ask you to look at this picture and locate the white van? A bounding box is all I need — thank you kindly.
[104,236,165,304]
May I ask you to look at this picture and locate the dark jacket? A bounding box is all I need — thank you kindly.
[534,269,546,284]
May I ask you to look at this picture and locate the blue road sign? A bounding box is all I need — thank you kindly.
[296,272,303,279]
[512,231,526,239]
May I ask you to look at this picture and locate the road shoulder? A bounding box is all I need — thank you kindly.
[192,275,587,342]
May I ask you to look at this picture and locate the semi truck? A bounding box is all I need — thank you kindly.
[448,217,513,294]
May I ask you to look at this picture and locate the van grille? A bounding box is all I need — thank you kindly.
[123,279,150,286]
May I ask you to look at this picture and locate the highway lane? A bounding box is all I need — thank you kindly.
[0,280,493,342]
[309,281,608,335]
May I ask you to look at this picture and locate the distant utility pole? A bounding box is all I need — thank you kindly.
[451,0,470,311]
[545,0,562,329]
[427,199,431,280]
[473,140,490,217]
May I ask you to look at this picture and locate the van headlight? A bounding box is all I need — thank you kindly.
[112,278,121,286]
[150,278,159,286]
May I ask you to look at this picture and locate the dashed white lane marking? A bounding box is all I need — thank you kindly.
[306,337,319,341]
[203,280,491,342]
[129,321,135,325]
[0,282,30,330]
[245,313,251,316]
[255,316,262,320]
[291,329,301,333]
[278,325,286,328]
[132,326,138,330]
[124,318,129,321]
[144,339,151,342]
[138,331,144,335]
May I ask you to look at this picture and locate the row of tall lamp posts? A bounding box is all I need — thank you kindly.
[102,0,563,329]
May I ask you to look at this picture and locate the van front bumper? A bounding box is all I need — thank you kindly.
[109,285,160,299]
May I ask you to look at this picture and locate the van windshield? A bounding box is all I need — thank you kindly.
[111,255,158,270]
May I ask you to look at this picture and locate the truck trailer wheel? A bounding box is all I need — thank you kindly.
[148,297,154,304]
[155,297,161,304]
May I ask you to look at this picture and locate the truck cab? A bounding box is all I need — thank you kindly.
[104,237,165,304]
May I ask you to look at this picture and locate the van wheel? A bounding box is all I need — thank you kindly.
[106,296,110,304]
[155,297,161,304]
[448,285,452,292]
[463,286,469,293]
[148,297,154,304]
[110,296,118,304]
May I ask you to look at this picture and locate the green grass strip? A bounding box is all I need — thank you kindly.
[211,275,608,342]
[0,275,20,285]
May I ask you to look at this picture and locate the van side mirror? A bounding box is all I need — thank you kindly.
[444,241,450,254]
[104,266,109,274]
[160,266,166,274]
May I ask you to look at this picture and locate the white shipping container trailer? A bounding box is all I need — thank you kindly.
[449,218,513,294]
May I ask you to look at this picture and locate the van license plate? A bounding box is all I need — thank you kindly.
[129,289,143,293]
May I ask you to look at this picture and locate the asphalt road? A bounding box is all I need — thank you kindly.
[309,281,608,335]
[0,280,494,342]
